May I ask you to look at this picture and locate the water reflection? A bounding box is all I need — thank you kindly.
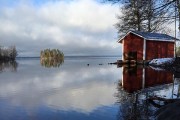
[117,66,180,120]
[0,58,120,120]
[0,61,18,72]
[122,66,173,93]
[1,57,180,120]
[40,58,64,68]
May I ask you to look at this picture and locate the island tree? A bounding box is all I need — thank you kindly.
[40,49,64,68]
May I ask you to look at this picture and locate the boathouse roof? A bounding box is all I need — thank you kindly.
[118,31,179,43]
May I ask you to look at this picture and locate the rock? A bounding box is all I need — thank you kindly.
[156,100,180,120]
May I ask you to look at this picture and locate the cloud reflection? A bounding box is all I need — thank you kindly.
[0,59,121,113]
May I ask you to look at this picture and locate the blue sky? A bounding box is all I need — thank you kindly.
[0,0,120,57]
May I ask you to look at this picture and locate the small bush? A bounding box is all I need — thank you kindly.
[40,49,64,60]
[40,49,64,68]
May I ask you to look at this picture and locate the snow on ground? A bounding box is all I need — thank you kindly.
[149,58,175,66]
[149,66,166,71]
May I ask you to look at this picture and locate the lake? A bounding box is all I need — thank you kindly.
[0,57,179,120]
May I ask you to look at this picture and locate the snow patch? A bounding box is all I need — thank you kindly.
[150,66,166,71]
[149,58,175,66]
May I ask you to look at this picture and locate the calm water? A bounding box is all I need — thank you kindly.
[0,57,179,120]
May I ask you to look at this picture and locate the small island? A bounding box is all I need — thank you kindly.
[40,49,64,68]
[0,46,17,61]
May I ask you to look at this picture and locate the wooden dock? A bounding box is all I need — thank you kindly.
[116,60,150,67]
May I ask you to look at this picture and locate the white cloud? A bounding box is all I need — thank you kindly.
[0,0,121,56]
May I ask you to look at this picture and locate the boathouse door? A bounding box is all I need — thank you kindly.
[124,51,137,60]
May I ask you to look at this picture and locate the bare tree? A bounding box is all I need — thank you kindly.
[0,46,17,60]
[103,0,175,37]
[115,0,146,36]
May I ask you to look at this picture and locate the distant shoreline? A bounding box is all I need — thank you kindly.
[16,55,122,58]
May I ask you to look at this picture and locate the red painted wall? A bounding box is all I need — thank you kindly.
[146,41,174,60]
[123,33,144,60]
[122,33,175,60]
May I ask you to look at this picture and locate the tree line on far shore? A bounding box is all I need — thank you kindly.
[0,46,17,61]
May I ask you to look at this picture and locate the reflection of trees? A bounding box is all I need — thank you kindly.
[40,58,64,68]
[115,83,170,120]
[117,84,158,120]
[0,61,18,72]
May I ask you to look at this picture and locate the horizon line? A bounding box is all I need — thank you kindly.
[16,55,122,58]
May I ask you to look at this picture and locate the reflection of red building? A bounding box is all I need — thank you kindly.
[122,67,173,93]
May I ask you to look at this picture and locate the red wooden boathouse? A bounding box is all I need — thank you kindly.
[118,31,177,61]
